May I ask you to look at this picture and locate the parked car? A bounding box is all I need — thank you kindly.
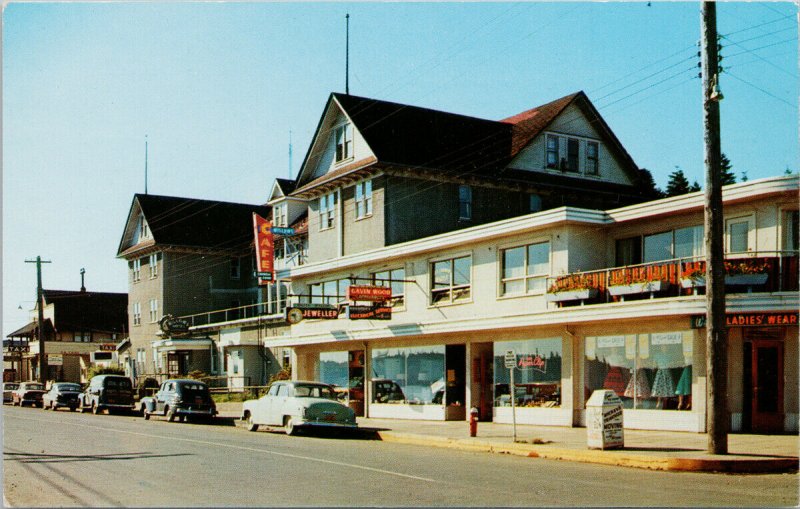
[78,374,135,415]
[42,382,82,411]
[3,382,19,404]
[372,378,405,403]
[139,379,217,423]
[241,380,357,435]
[12,382,46,407]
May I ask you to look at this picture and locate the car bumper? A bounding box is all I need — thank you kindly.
[53,400,79,408]
[100,403,135,410]
[297,419,357,429]
[174,407,217,416]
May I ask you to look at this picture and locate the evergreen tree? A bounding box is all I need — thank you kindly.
[635,168,664,199]
[741,170,748,182]
[720,153,736,185]
[689,181,702,192]
[665,169,692,197]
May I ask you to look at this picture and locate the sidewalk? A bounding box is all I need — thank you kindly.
[216,402,799,473]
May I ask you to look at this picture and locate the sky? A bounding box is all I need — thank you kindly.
[3,1,797,337]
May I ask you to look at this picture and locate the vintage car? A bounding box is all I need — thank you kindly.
[78,374,135,414]
[42,382,82,411]
[12,382,46,407]
[241,380,357,435]
[139,379,217,423]
[3,382,19,404]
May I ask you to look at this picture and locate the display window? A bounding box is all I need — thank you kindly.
[493,338,562,408]
[584,332,693,410]
[371,345,445,405]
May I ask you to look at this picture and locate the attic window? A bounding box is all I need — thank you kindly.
[546,135,559,169]
[138,216,150,240]
[335,123,353,162]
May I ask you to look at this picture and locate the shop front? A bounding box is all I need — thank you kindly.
[152,338,214,377]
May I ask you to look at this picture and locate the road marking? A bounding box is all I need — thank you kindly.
[7,413,441,484]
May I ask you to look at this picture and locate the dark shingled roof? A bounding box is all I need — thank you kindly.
[42,290,128,334]
[118,194,271,256]
[274,179,297,194]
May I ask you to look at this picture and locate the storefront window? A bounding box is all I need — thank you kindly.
[584,332,693,410]
[319,351,348,388]
[493,338,562,408]
[371,345,445,405]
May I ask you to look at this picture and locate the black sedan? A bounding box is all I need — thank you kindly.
[42,382,82,411]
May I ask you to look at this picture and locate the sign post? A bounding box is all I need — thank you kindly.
[504,350,517,443]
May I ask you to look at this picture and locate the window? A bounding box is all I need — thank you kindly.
[727,217,752,253]
[501,241,550,295]
[586,142,599,175]
[494,338,562,408]
[335,123,353,162]
[274,203,287,227]
[785,210,799,251]
[230,257,241,279]
[615,236,642,266]
[585,332,693,411]
[319,192,336,230]
[309,278,350,305]
[643,231,674,263]
[149,299,158,323]
[355,180,373,219]
[371,345,445,405]
[136,348,146,374]
[431,255,471,304]
[133,302,141,326]
[149,253,158,278]
[138,216,150,240]
[642,226,705,263]
[132,259,141,282]
[546,135,559,169]
[566,138,579,172]
[458,185,472,221]
[529,194,542,213]
[74,332,91,343]
[372,267,405,308]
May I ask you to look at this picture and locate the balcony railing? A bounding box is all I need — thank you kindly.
[545,251,798,307]
[178,301,286,328]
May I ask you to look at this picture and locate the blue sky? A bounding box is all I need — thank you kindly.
[3,2,797,337]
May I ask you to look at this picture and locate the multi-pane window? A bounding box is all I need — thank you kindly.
[372,267,405,308]
[458,185,472,221]
[136,348,146,374]
[431,256,471,304]
[230,257,241,279]
[785,210,799,251]
[728,218,751,253]
[274,203,287,227]
[138,216,149,239]
[586,142,599,175]
[355,180,373,219]
[641,226,705,263]
[319,192,336,230]
[149,299,158,323]
[74,332,91,343]
[566,138,580,172]
[310,278,351,305]
[335,123,353,162]
[133,302,141,326]
[149,253,158,278]
[132,259,141,282]
[546,135,559,169]
[501,241,550,295]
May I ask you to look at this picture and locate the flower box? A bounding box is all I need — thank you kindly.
[545,288,598,302]
[681,273,768,288]
[608,280,669,296]
[680,277,704,288]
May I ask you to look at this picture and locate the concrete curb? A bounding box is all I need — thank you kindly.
[374,431,799,473]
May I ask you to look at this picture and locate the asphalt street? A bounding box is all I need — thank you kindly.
[3,405,798,507]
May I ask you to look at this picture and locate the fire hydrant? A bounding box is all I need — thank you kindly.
[469,407,479,437]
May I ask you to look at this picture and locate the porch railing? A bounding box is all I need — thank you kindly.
[179,302,286,327]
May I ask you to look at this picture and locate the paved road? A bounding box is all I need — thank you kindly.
[3,405,798,507]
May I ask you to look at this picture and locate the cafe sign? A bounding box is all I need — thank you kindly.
[347,285,393,302]
[691,312,798,329]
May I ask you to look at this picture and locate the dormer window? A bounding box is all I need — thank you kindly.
[138,216,150,240]
[335,123,353,163]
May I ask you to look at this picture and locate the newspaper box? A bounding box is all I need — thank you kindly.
[586,389,624,450]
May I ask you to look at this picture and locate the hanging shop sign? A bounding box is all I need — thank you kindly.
[159,315,190,337]
[691,312,798,329]
[252,213,274,285]
[48,354,63,366]
[271,226,295,236]
[285,304,339,324]
[347,285,393,302]
[98,344,117,351]
[347,304,392,320]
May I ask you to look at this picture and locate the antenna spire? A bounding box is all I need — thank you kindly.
[288,130,293,179]
[345,13,350,95]
[144,135,149,195]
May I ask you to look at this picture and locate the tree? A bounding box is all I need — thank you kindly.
[635,168,664,199]
[689,181,702,192]
[720,153,736,185]
[665,169,693,197]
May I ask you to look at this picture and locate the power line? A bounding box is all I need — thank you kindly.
[725,71,797,108]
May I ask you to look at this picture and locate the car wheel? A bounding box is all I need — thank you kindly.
[246,413,258,432]
[166,406,175,422]
[69,406,76,412]
[284,416,298,436]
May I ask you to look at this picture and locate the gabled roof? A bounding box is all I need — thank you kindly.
[292,91,639,196]
[117,194,271,258]
[42,290,128,334]
[6,319,54,339]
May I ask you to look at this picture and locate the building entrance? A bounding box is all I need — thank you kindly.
[743,330,784,433]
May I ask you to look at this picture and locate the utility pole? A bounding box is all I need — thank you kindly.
[25,256,52,385]
[701,1,728,455]
[345,13,350,95]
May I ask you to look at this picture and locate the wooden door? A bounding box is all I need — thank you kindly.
[749,340,784,433]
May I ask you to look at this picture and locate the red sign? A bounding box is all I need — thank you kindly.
[518,354,546,373]
[253,213,274,284]
[347,305,392,320]
[726,312,797,327]
[347,285,393,302]
[99,344,117,351]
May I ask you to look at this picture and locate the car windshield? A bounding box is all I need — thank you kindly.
[5,384,19,390]
[293,384,336,400]
[58,384,81,392]
[26,384,44,390]
[106,378,132,389]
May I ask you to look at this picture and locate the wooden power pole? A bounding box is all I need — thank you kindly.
[26,256,51,385]
[701,1,728,455]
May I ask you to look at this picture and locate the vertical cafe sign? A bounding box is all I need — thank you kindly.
[253,213,274,285]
